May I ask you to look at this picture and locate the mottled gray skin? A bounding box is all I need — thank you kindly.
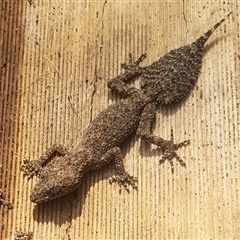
[21,13,231,203]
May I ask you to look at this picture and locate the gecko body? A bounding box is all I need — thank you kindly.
[21,13,231,203]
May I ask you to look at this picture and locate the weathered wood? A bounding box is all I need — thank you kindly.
[1,1,239,239]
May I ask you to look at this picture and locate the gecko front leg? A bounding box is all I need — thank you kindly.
[21,144,70,178]
[96,147,137,191]
[137,102,190,173]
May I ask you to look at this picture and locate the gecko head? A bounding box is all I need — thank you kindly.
[30,156,81,203]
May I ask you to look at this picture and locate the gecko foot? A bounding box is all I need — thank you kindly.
[20,159,42,178]
[159,139,190,173]
[20,144,70,178]
[0,190,13,209]
[121,53,147,72]
[109,173,137,192]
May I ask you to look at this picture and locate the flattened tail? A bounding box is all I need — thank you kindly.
[203,12,232,41]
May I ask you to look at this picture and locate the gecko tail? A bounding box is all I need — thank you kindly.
[203,12,232,41]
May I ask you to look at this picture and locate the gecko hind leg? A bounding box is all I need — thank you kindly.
[107,53,146,97]
[137,102,190,173]
[121,53,147,71]
[159,129,190,173]
[20,144,70,178]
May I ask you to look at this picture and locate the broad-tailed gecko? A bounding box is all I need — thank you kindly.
[21,13,232,203]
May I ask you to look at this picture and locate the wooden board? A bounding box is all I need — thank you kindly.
[1,1,240,239]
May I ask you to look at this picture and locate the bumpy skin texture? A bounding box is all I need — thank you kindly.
[21,13,231,203]
[140,12,232,104]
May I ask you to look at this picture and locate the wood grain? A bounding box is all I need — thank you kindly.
[1,1,239,239]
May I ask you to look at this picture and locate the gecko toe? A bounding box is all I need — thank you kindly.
[121,53,147,71]
[109,173,137,192]
[135,53,147,65]
[159,149,187,173]
[20,159,42,178]
[173,140,190,150]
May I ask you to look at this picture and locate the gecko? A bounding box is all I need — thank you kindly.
[21,12,232,203]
